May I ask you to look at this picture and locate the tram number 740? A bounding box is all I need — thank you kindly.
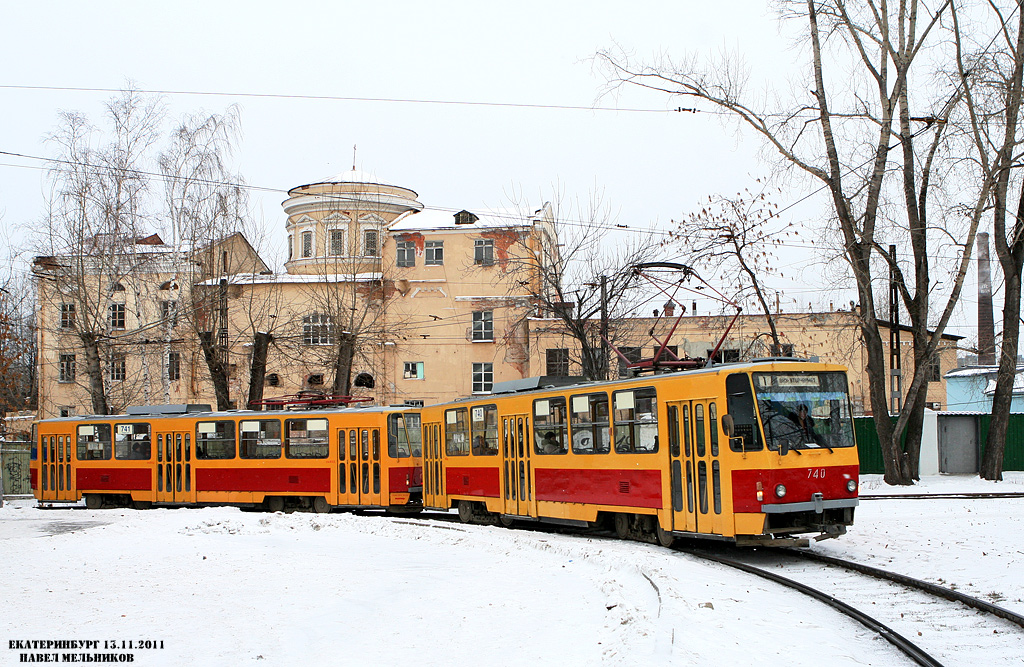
[807,468,826,479]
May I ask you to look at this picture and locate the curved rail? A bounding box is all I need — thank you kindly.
[681,548,942,667]
[778,548,1024,630]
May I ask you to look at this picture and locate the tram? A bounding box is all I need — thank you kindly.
[421,358,859,546]
[31,403,423,512]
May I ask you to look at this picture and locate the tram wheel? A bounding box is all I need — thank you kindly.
[614,513,631,540]
[133,500,153,510]
[312,497,330,514]
[85,494,104,510]
[457,500,474,523]
[265,496,285,513]
[656,524,675,548]
[498,515,515,528]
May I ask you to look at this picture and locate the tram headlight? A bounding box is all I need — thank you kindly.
[774,484,787,498]
[846,479,857,493]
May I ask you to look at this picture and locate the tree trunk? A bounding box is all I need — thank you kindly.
[331,333,357,396]
[982,263,1021,481]
[199,331,231,410]
[79,333,109,415]
[246,332,272,411]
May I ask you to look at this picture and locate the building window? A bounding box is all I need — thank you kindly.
[287,235,293,260]
[265,373,280,387]
[472,311,494,341]
[302,313,334,346]
[652,345,678,360]
[547,348,570,377]
[108,353,126,382]
[707,348,740,364]
[60,303,76,329]
[618,346,642,378]
[59,406,75,418]
[307,373,324,386]
[928,356,942,383]
[425,241,444,265]
[474,239,494,266]
[403,361,424,380]
[109,303,126,330]
[58,354,76,383]
[472,362,493,393]
[161,300,178,328]
[329,229,346,256]
[301,231,313,258]
[364,229,380,257]
[396,240,416,267]
[167,351,181,381]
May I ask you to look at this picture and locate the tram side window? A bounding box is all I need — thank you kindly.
[239,419,282,459]
[445,408,469,456]
[77,424,112,460]
[570,393,610,454]
[285,418,329,458]
[388,413,423,458]
[470,405,499,456]
[534,397,568,454]
[613,387,658,453]
[725,373,763,452]
[196,421,235,459]
[114,423,151,460]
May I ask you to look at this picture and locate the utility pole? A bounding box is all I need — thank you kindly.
[889,244,902,414]
[600,275,609,380]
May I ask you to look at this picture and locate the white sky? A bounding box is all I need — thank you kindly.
[0,1,992,345]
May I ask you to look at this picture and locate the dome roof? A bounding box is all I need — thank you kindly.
[319,169,393,187]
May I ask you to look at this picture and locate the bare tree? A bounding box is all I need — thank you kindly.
[953,2,1024,480]
[159,108,266,410]
[0,273,35,414]
[669,185,795,353]
[504,190,667,380]
[598,1,980,485]
[35,89,164,415]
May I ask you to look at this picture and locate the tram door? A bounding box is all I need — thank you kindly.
[422,421,445,510]
[501,414,535,518]
[671,400,725,535]
[155,431,195,503]
[338,428,381,506]
[40,434,75,502]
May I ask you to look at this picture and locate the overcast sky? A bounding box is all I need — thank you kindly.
[0,1,988,344]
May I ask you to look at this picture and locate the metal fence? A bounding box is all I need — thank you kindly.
[1,440,32,496]
[854,414,1024,475]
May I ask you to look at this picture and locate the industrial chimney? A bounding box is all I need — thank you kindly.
[977,232,996,365]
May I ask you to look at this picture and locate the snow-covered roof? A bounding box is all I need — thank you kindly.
[197,272,382,286]
[390,208,535,232]
[318,169,395,188]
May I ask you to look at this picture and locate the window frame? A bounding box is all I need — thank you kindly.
[239,419,283,459]
[363,229,380,257]
[114,423,151,460]
[425,240,444,265]
[470,404,499,456]
[196,421,236,459]
[328,228,346,257]
[302,313,335,346]
[474,238,495,266]
[60,303,76,329]
[109,303,126,330]
[472,310,494,342]
[396,240,416,267]
[77,423,112,460]
[301,230,314,258]
[569,392,611,455]
[546,348,570,377]
[445,407,470,456]
[612,386,659,454]
[58,353,76,383]
[534,396,568,455]
[472,362,493,393]
[167,351,181,381]
[403,361,424,380]
[284,418,329,459]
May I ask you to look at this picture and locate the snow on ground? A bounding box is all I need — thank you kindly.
[2,474,1022,666]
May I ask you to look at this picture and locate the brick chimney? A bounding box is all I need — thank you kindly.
[977,232,996,365]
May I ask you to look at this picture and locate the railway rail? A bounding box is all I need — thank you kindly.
[861,492,1024,500]
[686,546,1023,666]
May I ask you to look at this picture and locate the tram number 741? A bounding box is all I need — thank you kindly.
[807,468,826,479]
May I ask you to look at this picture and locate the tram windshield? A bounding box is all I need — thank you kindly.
[388,413,423,458]
[753,372,855,452]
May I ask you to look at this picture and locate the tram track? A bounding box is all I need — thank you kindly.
[861,492,1024,500]
[683,546,1024,666]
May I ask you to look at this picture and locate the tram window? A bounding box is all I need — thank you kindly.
[713,460,722,514]
[372,430,380,460]
[114,423,152,460]
[338,430,346,461]
[445,408,469,456]
[725,374,763,452]
[667,405,680,458]
[388,413,423,458]
[41,436,47,462]
[613,387,658,453]
[285,419,328,458]
[196,421,235,459]
[349,430,357,460]
[569,393,610,455]
[470,405,499,456]
[695,404,706,457]
[709,403,719,456]
[361,430,369,461]
[533,397,568,455]
[239,419,282,459]
[77,424,112,460]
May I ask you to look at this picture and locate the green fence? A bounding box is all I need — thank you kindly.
[978,414,1024,470]
[855,413,1024,474]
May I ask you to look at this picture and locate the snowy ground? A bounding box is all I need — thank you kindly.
[2,474,1023,666]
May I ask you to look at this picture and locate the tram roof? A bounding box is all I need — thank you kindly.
[37,403,420,423]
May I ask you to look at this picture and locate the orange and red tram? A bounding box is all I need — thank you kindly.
[422,359,859,546]
[32,404,423,512]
